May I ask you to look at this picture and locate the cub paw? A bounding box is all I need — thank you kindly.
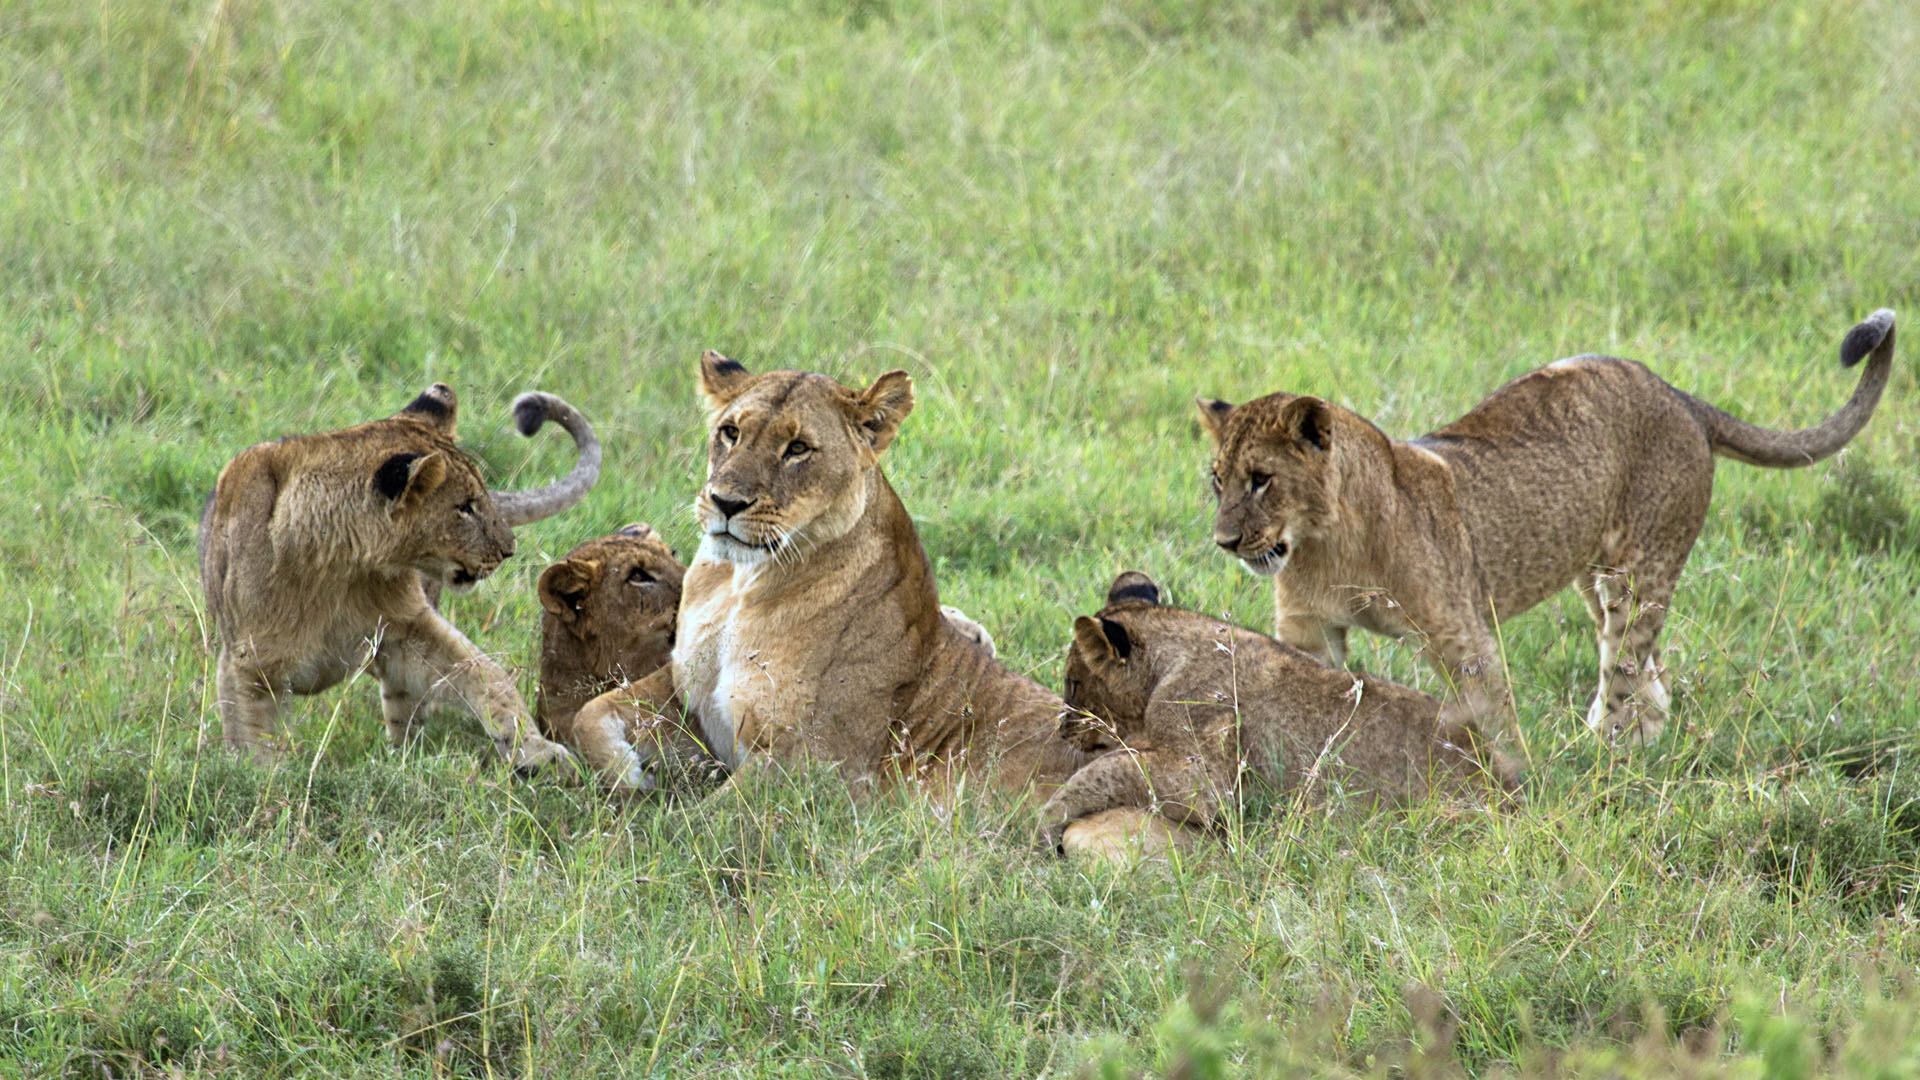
[507,735,577,778]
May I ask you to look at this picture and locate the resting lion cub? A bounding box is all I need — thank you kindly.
[569,352,1084,800]
[534,523,687,742]
[1199,309,1897,742]
[1036,572,1518,849]
[200,384,584,770]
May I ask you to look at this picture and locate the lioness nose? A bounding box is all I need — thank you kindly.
[710,492,753,519]
[1214,532,1241,553]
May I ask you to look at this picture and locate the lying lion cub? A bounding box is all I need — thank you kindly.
[535,523,687,742]
[1036,571,1520,850]
[569,352,1084,801]
[1199,309,1897,742]
[537,520,999,785]
[199,383,584,771]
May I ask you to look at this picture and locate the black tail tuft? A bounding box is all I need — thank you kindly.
[512,395,549,437]
[1839,309,1896,368]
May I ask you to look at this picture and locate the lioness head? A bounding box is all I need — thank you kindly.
[537,522,685,691]
[1060,571,1168,754]
[1195,393,1339,577]
[380,384,517,591]
[692,350,914,567]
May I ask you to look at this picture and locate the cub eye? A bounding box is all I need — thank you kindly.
[458,499,477,517]
[626,567,655,585]
[1248,471,1272,492]
[1209,469,1223,495]
[718,424,739,444]
[783,440,810,460]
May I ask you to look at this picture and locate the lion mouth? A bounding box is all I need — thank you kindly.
[1242,539,1291,576]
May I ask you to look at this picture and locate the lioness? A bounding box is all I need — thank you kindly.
[1036,571,1520,850]
[200,383,588,770]
[535,521,999,783]
[568,352,1085,800]
[1199,309,1897,742]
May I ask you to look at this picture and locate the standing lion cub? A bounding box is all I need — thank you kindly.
[199,383,590,770]
[1036,571,1518,851]
[1199,309,1896,742]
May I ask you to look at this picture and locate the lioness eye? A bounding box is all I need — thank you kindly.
[783,440,810,459]
[718,424,739,443]
[627,567,654,585]
[1209,469,1222,495]
[1249,471,1271,492]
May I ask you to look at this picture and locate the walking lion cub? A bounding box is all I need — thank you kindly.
[1036,572,1518,850]
[200,384,591,769]
[1198,309,1896,741]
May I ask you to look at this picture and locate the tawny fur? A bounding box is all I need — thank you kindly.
[198,383,575,771]
[1198,310,1897,742]
[535,523,686,743]
[569,352,1085,802]
[1037,571,1520,850]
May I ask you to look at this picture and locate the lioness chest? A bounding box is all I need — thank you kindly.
[671,559,890,771]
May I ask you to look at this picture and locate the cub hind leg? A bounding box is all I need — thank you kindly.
[1584,545,1691,745]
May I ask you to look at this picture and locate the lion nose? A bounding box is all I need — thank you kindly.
[710,492,754,520]
[1213,532,1241,553]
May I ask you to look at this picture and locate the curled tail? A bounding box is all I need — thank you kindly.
[1683,309,1896,468]
[490,392,602,526]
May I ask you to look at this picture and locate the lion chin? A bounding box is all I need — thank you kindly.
[699,530,784,568]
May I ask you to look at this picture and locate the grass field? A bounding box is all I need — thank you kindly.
[5,0,1920,1074]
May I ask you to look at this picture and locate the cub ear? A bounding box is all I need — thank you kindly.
[1072,614,1133,664]
[537,559,597,624]
[616,522,658,542]
[850,370,915,453]
[1279,395,1332,452]
[397,383,458,436]
[372,451,447,515]
[699,350,754,415]
[1195,396,1234,444]
[1106,570,1161,608]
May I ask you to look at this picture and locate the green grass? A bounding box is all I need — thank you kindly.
[5,0,1920,1074]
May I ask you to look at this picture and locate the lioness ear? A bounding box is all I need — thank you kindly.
[851,370,915,453]
[398,383,458,436]
[1279,396,1332,452]
[699,350,753,415]
[372,451,447,515]
[616,522,657,542]
[538,559,596,624]
[1195,397,1234,444]
[1106,570,1161,608]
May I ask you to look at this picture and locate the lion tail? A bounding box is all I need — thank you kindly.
[1679,309,1895,469]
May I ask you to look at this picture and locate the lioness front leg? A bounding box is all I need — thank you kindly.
[570,667,708,790]
[1035,749,1219,854]
[375,614,573,774]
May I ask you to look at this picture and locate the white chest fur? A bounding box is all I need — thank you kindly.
[671,552,757,769]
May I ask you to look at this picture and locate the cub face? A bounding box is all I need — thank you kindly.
[1059,571,1166,754]
[537,522,685,679]
[1195,393,1338,577]
[691,350,914,567]
[378,385,516,591]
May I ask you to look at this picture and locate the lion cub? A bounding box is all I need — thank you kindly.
[1199,309,1897,741]
[1036,572,1519,849]
[199,383,584,771]
[535,523,688,742]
